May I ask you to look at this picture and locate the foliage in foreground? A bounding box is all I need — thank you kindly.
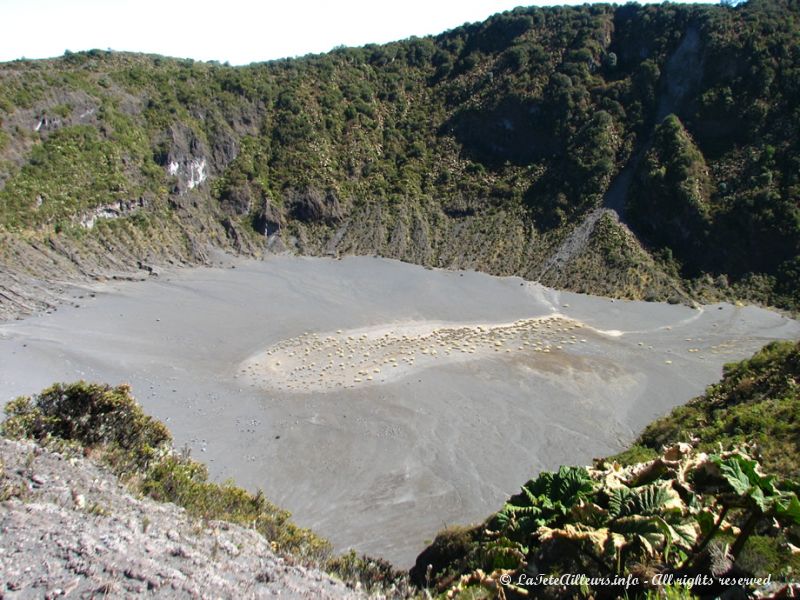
[414,444,800,599]
[415,342,800,598]
[630,340,800,480]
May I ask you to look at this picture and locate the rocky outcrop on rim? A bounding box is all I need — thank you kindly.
[0,437,361,599]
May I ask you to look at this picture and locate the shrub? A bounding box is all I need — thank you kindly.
[2,381,171,471]
[639,341,800,478]
[142,454,331,561]
[326,550,411,594]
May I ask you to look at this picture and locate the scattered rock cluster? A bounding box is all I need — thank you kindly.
[241,316,592,393]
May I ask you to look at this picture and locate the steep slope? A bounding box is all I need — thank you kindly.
[1,0,799,317]
[413,341,800,598]
[0,437,360,599]
[630,339,800,479]
[0,382,412,597]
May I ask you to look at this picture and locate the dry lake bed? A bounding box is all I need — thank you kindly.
[1,255,798,566]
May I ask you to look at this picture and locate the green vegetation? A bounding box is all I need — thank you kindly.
[326,550,414,596]
[628,115,712,265]
[634,340,800,479]
[0,381,413,594]
[141,455,330,561]
[4,340,800,598]
[0,0,798,309]
[0,126,137,229]
[416,446,800,599]
[2,381,170,472]
[1,382,328,560]
[416,342,800,598]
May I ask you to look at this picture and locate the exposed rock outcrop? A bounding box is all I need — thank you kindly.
[285,188,345,225]
[155,125,212,194]
[0,438,360,599]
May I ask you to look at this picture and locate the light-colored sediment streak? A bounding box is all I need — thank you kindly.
[240,316,595,392]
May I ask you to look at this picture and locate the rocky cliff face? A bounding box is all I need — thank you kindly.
[0,437,360,599]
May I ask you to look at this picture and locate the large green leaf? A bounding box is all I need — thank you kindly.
[609,483,683,519]
[694,509,717,537]
[611,515,667,556]
[608,486,634,520]
[665,520,698,549]
[775,493,800,524]
[712,454,796,519]
[496,465,595,538]
[750,486,768,512]
[715,454,759,496]
[482,536,528,571]
[554,465,595,503]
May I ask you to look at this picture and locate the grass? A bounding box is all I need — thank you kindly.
[635,340,800,479]
[1,382,329,560]
[142,454,330,560]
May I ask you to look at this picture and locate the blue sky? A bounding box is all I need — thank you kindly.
[2,0,715,65]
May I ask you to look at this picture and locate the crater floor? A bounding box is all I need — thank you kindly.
[1,255,797,566]
[242,316,597,393]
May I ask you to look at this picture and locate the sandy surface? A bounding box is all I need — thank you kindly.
[1,255,798,566]
[242,315,595,393]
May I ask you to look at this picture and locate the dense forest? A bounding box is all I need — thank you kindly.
[0,0,798,313]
